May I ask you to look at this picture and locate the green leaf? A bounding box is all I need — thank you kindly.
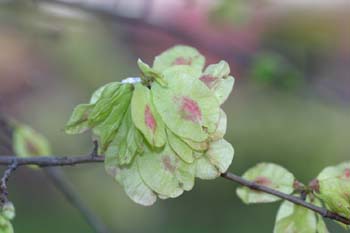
[92,85,133,152]
[200,61,235,105]
[88,84,128,126]
[153,45,205,73]
[131,83,166,147]
[137,59,167,86]
[65,83,123,135]
[13,124,51,157]
[105,106,144,165]
[65,104,93,134]
[274,200,317,233]
[137,144,195,197]
[205,139,234,173]
[0,215,13,233]
[166,128,194,163]
[90,82,121,104]
[152,66,220,142]
[89,98,114,126]
[236,163,295,204]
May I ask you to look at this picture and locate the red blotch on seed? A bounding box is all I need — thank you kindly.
[344,168,350,179]
[26,141,39,155]
[162,155,176,173]
[172,57,192,66]
[144,105,156,133]
[254,176,272,186]
[176,96,202,123]
[199,75,218,89]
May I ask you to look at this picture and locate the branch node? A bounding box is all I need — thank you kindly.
[90,140,99,158]
[221,172,350,225]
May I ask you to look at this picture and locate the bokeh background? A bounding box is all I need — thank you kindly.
[1,0,350,232]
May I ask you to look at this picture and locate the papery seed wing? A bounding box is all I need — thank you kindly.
[153,45,205,73]
[166,128,194,163]
[152,66,220,142]
[131,83,166,147]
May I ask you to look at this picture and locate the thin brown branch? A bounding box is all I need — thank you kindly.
[0,161,18,206]
[0,155,104,167]
[0,154,349,225]
[44,141,109,233]
[221,172,350,225]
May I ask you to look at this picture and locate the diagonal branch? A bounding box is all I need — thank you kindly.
[220,172,350,225]
[43,142,110,233]
[0,154,349,225]
[0,118,109,233]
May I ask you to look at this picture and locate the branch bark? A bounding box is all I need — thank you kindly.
[0,154,349,225]
[0,161,18,205]
[0,155,104,167]
[220,172,350,225]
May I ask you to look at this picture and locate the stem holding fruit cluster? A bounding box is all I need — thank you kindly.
[0,152,349,225]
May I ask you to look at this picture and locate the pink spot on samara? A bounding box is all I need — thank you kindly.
[144,105,156,133]
[162,156,177,173]
[254,176,272,186]
[172,57,192,66]
[199,75,218,89]
[26,141,39,155]
[177,96,202,123]
[344,168,350,179]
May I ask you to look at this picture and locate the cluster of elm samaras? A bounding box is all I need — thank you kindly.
[65,46,235,205]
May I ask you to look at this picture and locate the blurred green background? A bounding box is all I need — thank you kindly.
[1,0,350,232]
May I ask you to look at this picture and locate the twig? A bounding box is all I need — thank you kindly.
[0,0,345,226]
[0,116,108,231]
[0,161,18,206]
[90,140,99,158]
[0,155,104,167]
[221,172,350,225]
[44,143,109,233]
[0,154,349,225]
[44,167,110,233]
